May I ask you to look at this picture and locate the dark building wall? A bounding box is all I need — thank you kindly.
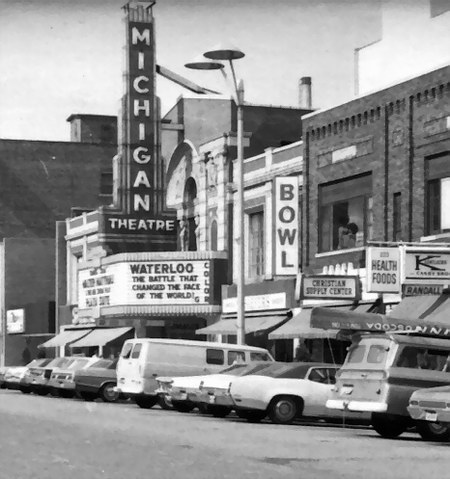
[302,65,450,272]
[0,139,116,239]
[67,114,117,145]
[4,237,55,366]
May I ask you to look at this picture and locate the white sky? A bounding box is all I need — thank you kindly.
[0,0,382,141]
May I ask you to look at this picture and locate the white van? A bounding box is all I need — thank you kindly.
[116,338,274,409]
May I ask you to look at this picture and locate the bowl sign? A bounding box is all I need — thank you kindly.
[366,247,401,293]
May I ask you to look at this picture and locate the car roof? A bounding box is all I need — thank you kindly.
[122,338,270,352]
[357,334,450,348]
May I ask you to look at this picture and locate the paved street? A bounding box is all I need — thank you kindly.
[1,390,450,479]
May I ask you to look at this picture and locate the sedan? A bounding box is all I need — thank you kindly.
[408,386,450,441]
[230,362,365,424]
[75,359,120,402]
[4,359,52,391]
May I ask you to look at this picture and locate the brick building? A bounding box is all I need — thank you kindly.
[0,117,117,366]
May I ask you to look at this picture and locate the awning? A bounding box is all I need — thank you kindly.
[389,295,441,319]
[196,311,289,335]
[38,329,92,349]
[352,303,377,314]
[269,309,340,340]
[69,327,133,348]
[422,294,450,322]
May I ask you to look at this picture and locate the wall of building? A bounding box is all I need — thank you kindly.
[67,114,117,145]
[303,65,450,273]
[357,0,450,95]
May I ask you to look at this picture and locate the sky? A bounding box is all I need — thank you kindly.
[0,0,382,142]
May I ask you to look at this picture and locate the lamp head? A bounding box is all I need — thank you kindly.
[203,43,245,61]
[185,54,224,71]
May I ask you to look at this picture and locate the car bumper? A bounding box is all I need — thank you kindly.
[407,405,450,424]
[326,399,388,413]
[48,380,76,390]
[196,391,234,407]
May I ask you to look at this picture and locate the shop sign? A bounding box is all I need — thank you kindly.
[403,284,444,296]
[301,275,360,301]
[404,250,450,281]
[273,176,299,275]
[6,309,25,334]
[78,260,211,308]
[366,247,401,293]
[101,213,177,236]
[222,293,286,313]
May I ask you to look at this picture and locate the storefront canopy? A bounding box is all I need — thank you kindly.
[38,329,92,349]
[69,327,133,348]
[389,295,442,319]
[269,308,340,340]
[196,311,289,336]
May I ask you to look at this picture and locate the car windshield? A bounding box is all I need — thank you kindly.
[68,358,90,370]
[45,357,72,368]
[89,359,113,369]
[26,358,51,368]
[254,362,311,379]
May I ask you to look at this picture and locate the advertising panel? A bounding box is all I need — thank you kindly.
[404,250,450,281]
[366,247,401,293]
[301,275,361,301]
[6,309,25,334]
[78,260,211,308]
[222,292,286,313]
[273,176,299,276]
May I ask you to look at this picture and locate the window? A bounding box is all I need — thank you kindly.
[319,174,372,252]
[250,352,271,361]
[121,343,133,359]
[393,192,402,241]
[427,178,450,234]
[131,343,142,359]
[367,345,388,364]
[346,345,366,364]
[228,350,245,365]
[100,171,113,196]
[206,349,224,365]
[248,211,265,278]
[396,347,450,371]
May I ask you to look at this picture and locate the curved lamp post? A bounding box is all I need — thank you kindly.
[186,45,246,345]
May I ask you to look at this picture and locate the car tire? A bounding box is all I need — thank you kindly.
[371,413,409,438]
[20,386,31,394]
[209,405,232,418]
[416,420,450,442]
[268,396,300,425]
[172,399,195,413]
[59,390,75,399]
[100,383,119,403]
[79,391,97,402]
[158,395,174,410]
[36,388,48,396]
[135,395,158,409]
[236,409,266,423]
[197,403,211,414]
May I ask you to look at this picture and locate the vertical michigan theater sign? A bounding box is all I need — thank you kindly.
[103,3,176,241]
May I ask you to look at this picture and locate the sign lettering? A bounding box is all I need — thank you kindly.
[366,247,401,293]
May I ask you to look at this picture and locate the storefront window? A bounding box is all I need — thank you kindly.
[426,154,450,235]
[319,174,372,252]
[248,211,265,278]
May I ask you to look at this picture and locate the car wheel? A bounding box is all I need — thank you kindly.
[100,383,119,403]
[209,405,232,418]
[172,399,195,413]
[236,409,266,423]
[20,386,31,394]
[135,395,158,409]
[59,390,75,399]
[197,403,211,414]
[268,396,300,425]
[158,394,174,410]
[416,421,450,442]
[36,388,48,396]
[79,391,97,402]
[371,413,409,438]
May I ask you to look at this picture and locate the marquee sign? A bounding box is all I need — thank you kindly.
[102,214,177,235]
[273,176,299,276]
[78,260,211,308]
[301,275,360,301]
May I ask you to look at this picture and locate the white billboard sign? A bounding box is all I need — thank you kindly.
[78,260,211,308]
[366,247,401,293]
[274,176,299,275]
[404,250,450,281]
[6,309,25,334]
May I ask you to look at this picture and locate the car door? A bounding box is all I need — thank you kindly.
[118,342,145,394]
[303,367,337,417]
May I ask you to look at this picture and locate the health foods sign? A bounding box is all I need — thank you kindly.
[78,260,211,308]
[366,247,401,293]
[301,275,361,301]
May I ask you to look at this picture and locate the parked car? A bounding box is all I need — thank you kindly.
[47,357,99,398]
[230,362,357,424]
[195,362,277,417]
[75,359,121,402]
[0,366,8,388]
[116,338,274,409]
[327,333,450,441]
[4,359,52,391]
[20,357,77,395]
[408,385,450,441]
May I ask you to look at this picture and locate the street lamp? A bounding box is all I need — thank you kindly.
[185,44,246,345]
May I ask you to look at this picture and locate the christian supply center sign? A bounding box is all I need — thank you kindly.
[78,260,211,308]
[301,275,361,300]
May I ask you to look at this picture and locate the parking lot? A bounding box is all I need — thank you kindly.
[2,389,450,479]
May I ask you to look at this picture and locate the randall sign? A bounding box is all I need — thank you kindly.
[404,250,450,281]
[273,176,299,275]
[366,247,401,293]
[301,275,361,301]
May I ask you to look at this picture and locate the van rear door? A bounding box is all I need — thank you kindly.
[118,341,146,395]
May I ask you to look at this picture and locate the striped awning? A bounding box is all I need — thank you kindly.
[38,328,92,348]
[69,327,133,348]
